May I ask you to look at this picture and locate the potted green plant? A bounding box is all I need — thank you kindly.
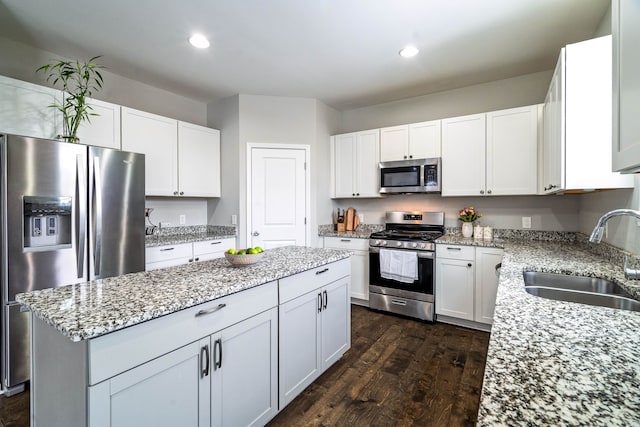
[36,56,104,143]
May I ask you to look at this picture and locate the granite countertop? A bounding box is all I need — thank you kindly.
[319,230,375,239]
[16,246,351,342]
[476,239,640,425]
[145,232,236,247]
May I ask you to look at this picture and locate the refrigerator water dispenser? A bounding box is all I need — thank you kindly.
[23,196,72,250]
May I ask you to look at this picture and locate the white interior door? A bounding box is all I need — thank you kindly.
[249,146,307,249]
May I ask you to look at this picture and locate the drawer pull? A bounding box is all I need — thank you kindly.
[446,247,461,251]
[160,247,175,252]
[210,241,221,245]
[391,299,407,306]
[340,239,351,242]
[315,268,329,275]
[195,303,226,317]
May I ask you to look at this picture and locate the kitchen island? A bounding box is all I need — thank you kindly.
[471,237,640,425]
[17,246,352,427]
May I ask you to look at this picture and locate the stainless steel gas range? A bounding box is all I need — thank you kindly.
[368,211,444,321]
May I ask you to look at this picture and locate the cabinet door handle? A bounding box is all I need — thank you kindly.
[200,345,210,378]
[446,247,461,251]
[323,290,328,310]
[487,189,492,194]
[318,293,323,313]
[340,239,351,242]
[195,303,226,317]
[214,338,222,370]
[188,258,194,262]
[480,190,485,195]
[173,191,179,196]
[195,257,200,262]
[160,247,175,252]
[315,268,329,275]
[467,263,472,267]
[210,241,222,245]
[179,191,184,196]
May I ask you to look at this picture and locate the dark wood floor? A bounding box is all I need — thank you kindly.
[0,306,489,427]
[267,305,490,427]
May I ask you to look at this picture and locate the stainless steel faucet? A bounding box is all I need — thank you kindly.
[589,209,640,280]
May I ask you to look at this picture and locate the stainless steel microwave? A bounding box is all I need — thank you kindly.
[379,158,441,194]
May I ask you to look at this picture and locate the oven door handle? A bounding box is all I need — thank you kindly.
[369,247,434,259]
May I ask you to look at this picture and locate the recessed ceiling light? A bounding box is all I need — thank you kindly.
[399,46,419,58]
[188,34,210,49]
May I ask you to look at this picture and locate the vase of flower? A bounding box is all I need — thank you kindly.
[461,222,473,238]
[458,206,482,238]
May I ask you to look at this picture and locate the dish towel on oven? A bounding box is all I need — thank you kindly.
[379,249,418,283]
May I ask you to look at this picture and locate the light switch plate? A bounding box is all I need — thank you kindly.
[522,217,532,229]
[231,214,237,225]
[179,215,186,225]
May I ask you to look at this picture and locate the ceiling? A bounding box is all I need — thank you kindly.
[0,0,609,110]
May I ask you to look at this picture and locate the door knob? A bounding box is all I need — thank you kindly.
[253,231,260,236]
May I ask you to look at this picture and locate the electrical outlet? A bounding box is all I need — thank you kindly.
[358,213,364,223]
[179,214,186,225]
[160,221,171,228]
[231,214,237,225]
[522,216,532,229]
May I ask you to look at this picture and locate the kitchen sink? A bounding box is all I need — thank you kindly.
[523,271,640,312]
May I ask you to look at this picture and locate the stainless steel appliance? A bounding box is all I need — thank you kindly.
[379,157,441,194]
[1,134,145,395]
[369,211,444,321]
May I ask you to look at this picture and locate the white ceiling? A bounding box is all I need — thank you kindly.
[0,0,609,110]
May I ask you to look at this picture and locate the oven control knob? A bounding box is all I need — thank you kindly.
[396,241,403,247]
[380,240,387,246]
[420,243,426,249]
[411,243,418,248]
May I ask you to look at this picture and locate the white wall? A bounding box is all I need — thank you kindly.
[339,70,552,132]
[207,94,339,248]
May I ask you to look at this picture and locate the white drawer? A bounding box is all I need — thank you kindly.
[279,258,350,304]
[146,243,193,263]
[436,244,475,261]
[193,238,235,256]
[88,280,278,385]
[323,237,369,251]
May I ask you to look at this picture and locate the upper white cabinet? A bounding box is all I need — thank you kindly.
[380,120,441,162]
[121,107,221,197]
[121,107,178,196]
[331,129,381,198]
[178,121,221,197]
[442,107,538,197]
[542,35,634,193]
[612,0,640,173]
[77,98,121,149]
[486,106,538,195]
[0,75,61,140]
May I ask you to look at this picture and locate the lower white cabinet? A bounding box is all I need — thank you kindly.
[435,245,475,320]
[278,259,351,407]
[146,238,236,271]
[323,237,369,302]
[435,244,504,328]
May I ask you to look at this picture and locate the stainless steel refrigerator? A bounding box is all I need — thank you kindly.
[1,133,145,395]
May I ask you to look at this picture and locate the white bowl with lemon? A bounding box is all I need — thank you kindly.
[224,246,264,266]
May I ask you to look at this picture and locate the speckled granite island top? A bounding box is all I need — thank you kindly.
[16,246,350,342]
[145,232,236,247]
[476,239,640,426]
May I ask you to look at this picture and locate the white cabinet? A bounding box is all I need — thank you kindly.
[0,75,61,139]
[474,248,504,325]
[145,238,236,271]
[121,107,221,197]
[208,308,278,427]
[380,120,441,162]
[435,244,504,329]
[331,129,381,198]
[612,0,640,173]
[121,107,178,196]
[323,237,369,302]
[542,35,634,192]
[90,341,206,426]
[435,245,475,320]
[77,98,121,149]
[278,259,350,407]
[486,106,538,195]
[442,107,538,197]
[178,122,221,197]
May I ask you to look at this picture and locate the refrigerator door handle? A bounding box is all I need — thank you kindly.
[76,155,86,278]
[93,156,103,277]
